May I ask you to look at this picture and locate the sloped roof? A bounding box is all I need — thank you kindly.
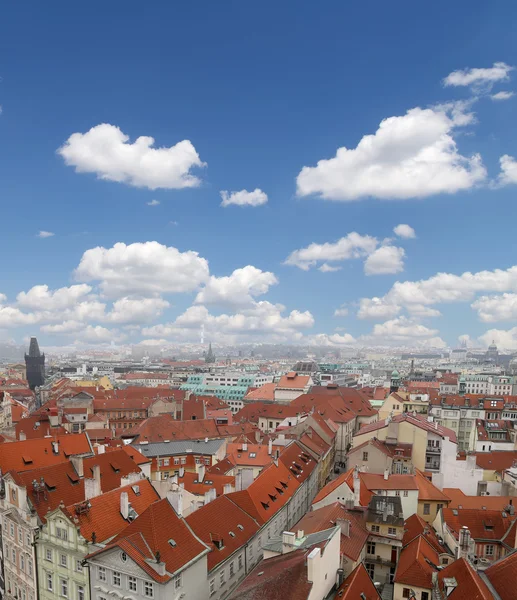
[186,495,259,571]
[90,499,209,582]
[313,470,353,504]
[402,514,448,555]
[394,535,439,589]
[243,383,277,401]
[65,479,159,543]
[355,413,457,443]
[438,557,493,599]
[414,470,450,502]
[474,450,517,472]
[234,402,300,424]
[336,563,381,599]
[441,507,517,541]
[277,373,311,390]
[444,488,516,511]
[484,550,517,600]
[174,470,235,497]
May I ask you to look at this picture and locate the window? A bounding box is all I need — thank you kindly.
[77,585,85,600]
[21,554,25,571]
[174,457,180,465]
[128,576,137,592]
[238,554,243,570]
[26,532,31,546]
[363,452,368,461]
[98,567,106,582]
[75,560,83,572]
[47,573,53,591]
[18,529,23,544]
[28,559,33,576]
[422,593,429,600]
[367,542,376,555]
[365,562,375,579]
[56,527,68,541]
[209,579,215,596]
[60,554,67,567]
[144,581,154,598]
[205,457,211,465]
[113,572,121,587]
[402,589,411,599]
[173,574,182,590]
[395,490,400,496]
[423,503,431,515]
[46,548,53,562]
[403,490,408,497]
[163,458,169,466]
[10,522,14,537]
[220,570,225,586]
[388,527,397,536]
[486,545,495,556]
[229,561,235,578]
[60,578,68,598]
[371,525,380,533]
[181,457,186,465]
[12,548,16,563]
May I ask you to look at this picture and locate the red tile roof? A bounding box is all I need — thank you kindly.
[313,471,353,504]
[336,563,381,599]
[129,415,220,442]
[484,550,517,600]
[278,372,311,389]
[356,413,457,443]
[15,415,67,440]
[438,557,493,599]
[294,502,368,561]
[444,488,517,511]
[414,470,450,502]
[65,479,159,543]
[243,383,277,401]
[360,473,419,492]
[90,499,209,582]
[394,535,440,589]
[402,514,449,555]
[349,437,413,459]
[474,451,517,472]
[0,433,92,473]
[227,442,283,468]
[441,507,517,541]
[175,470,235,497]
[307,386,378,417]
[234,402,300,424]
[186,495,259,571]
[227,461,301,525]
[228,548,312,600]
[278,441,317,486]
[206,457,235,475]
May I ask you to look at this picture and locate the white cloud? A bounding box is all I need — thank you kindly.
[73,325,126,344]
[443,62,513,91]
[105,297,170,324]
[364,246,405,276]
[393,224,416,239]
[371,316,439,339]
[308,332,356,346]
[37,231,55,238]
[496,154,517,186]
[195,266,278,308]
[479,327,517,349]
[285,232,378,270]
[147,199,160,206]
[491,91,514,101]
[357,297,401,320]
[17,284,93,311]
[0,306,39,328]
[75,241,209,297]
[41,321,84,334]
[296,106,486,201]
[406,305,442,318]
[471,293,517,322]
[220,189,268,207]
[143,301,314,343]
[334,306,349,317]
[57,123,205,190]
[318,263,342,273]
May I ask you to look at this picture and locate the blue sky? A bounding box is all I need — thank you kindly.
[1,0,517,349]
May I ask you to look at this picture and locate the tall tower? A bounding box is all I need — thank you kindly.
[205,342,216,364]
[390,369,400,393]
[25,337,45,390]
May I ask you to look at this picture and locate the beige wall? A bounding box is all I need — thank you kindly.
[394,583,431,600]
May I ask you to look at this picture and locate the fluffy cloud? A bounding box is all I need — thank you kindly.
[73,325,126,344]
[334,306,349,317]
[479,327,517,349]
[75,241,209,297]
[284,232,378,270]
[147,199,160,206]
[105,297,170,324]
[496,154,517,186]
[0,306,39,328]
[371,316,439,339]
[220,189,268,207]
[364,246,405,276]
[143,301,314,343]
[296,106,486,201]
[357,298,401,320]
[393,224,416,239]
[40,321,84,334]
[195,266,278,308]
[57,123,205,190]
[491,91,514,101]
[319,263,342,273]
[17,284,93,311]
[471,293,517,322]
[308,332,356,346]
[37,231,55,238]
[443,62,513,91]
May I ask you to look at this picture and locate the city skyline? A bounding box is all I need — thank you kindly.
[2,2,517,349]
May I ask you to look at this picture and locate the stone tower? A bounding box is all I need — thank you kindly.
[25,336,45,390]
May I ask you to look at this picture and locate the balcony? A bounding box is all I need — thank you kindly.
[426,445,441,455]
[425,461,441,471]
[365,553,396,567]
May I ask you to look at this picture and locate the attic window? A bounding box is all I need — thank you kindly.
[229,532,235,538]
[168,539,177,548]
[268,494,277,502]
[237,524,244,530]
[484,520,494,530]
[249,453,256,458]
[110,462,120,473]
[275,487,284,495]
[261,501,270,510]
[67,473,79,484]
[280,481,288,489]
[22,456,33,464]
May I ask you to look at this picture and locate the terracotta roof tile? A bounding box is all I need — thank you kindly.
[484,550,517,600]
[356,413,457,443]
[336,563,381,599]
[414,470,450,502]
[394,535,439,589]
[438,557,493,599]
[402,514,448,555]
[441,507,517,541]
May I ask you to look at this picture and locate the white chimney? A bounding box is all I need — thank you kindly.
[296,530,304,539]
[85,464,102,500]
[223,483,234,495]
[336,518,351,537]
[243,442,248,451]
[198,464,206,483]
[235,471,243,491]
[167,488,183,516]
[179,466,185,478]
[19,431,26,441]
[383,469,389,481]
[120,492,129,520]
[268,439,273,455]
[71,456,84,478]
[307,547,321,583]
[353,468,361,507]
[282,531,296,553]
[97,445,106,455]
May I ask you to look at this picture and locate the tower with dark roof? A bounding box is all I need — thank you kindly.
[205,342,216,364]
[25,336,45,390]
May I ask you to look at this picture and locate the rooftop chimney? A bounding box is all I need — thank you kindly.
[198,464,206,483]
[336,518,351,537]
[71,456,84,478]
[282,531,296,553]
[85,464,102,500]
[353,467,361,507]
[120,491,129,520]
[268,439,273,455]
[97,445,105,455]
[383,469,389,481]
[307,547,321,584]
